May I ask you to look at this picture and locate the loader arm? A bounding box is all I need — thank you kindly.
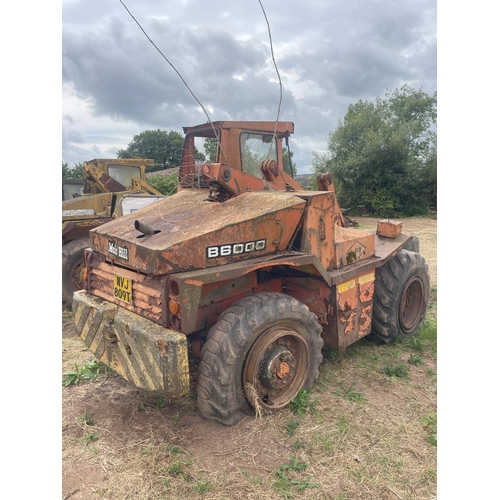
[130,176,163,196]
[84,163,127,193]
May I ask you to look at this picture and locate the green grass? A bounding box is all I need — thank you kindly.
[241,470,263,486]
[272,456,320,496]
[62,359,108,386]
[408,354,423,366]
[83,432,100,446]
[400,337,425,351]
[336,416,350,435]
[334,382,366,402]
[379,363,410,379]
[285,419,301,436]
[313,432,335,454]
[421,413,437,446]
[278,455,308,473]
[77,412,95,426]
[166,445,183,454]
[291,475,320,491]
[419,316,437,344]
[293,439,306,450]
[289,389,318,415]
[168,459,193,476]
[321,346,339,362]
[155,396,166,409]
[192,480,215,494]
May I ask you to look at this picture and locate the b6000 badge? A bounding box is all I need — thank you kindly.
[206,239,266,259]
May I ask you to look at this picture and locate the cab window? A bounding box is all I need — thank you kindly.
[240,133,277,177]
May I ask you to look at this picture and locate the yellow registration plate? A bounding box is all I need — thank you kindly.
[114,273,132,304]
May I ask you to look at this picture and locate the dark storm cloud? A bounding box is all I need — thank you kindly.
[63,15,277,126]
[62,0,436,172]
[63,17,193,123]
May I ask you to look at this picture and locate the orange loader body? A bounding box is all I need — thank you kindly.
[72,121,429,425]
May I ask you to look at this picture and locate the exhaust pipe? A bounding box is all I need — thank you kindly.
[134,220,155,236]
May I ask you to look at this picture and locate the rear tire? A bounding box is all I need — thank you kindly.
[62,238,90,306]
[197,293,323,426]
[403,235,420,253]
[370,249,430,344]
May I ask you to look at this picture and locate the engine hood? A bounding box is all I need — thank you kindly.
[90,189,306,275]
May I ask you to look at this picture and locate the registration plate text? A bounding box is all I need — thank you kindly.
[114,274,132,304]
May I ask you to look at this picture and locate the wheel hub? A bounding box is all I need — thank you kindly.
[243,327,310,410]
[70,260,86,291]
[259,345,296,389]
[399,276,425,333]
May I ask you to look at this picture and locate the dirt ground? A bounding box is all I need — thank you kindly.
[62,215,437,500]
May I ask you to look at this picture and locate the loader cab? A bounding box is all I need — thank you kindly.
[179,121,294,189]
[62,179,85,201]
[82,158,155,195]
[107,163,142,188]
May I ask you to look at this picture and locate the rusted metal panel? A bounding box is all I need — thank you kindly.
[182,121,294,136]
[85,249,331,333]
[85,229,413,339]
[73,290,190,397]
[282,276,331,325]
[195,276,283,334]
[62,192,116,220]
[62,218,113,245]
[332,225,375,269]
[326,232,412,285]
[335,270,375,351]
[201,163,275,197]
[299,192,338,271]
[87,257,167,325]
[166,254,327,331]
[90,190,306,275]
[297,192,372,271]
[377,219,403,238]
[314,173,346,227]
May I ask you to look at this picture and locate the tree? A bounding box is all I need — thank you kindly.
[62,162,84,180]
[117,129,205,173]
[204,137,218,163]
[314,85,437,216]
[146,172,179,196]
[282,147,297,177]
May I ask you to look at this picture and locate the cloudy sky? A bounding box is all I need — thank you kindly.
[62,0,436,174]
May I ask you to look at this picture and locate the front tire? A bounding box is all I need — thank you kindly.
[62,238,90,306]
[197,293,323,426]
[370,249,430,344]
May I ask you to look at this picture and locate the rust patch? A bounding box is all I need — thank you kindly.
[158,338,169,356]
[277,362,289,379]
[185,279,205,286]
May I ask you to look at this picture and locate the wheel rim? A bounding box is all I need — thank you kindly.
[243,327,309,411]
[399,276,425,333]
[69,258,86,292]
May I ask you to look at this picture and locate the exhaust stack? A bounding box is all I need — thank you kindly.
[134,220,155,236]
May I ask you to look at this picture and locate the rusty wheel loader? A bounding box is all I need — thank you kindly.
[62,158,164,305]
[72,121,430,426]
